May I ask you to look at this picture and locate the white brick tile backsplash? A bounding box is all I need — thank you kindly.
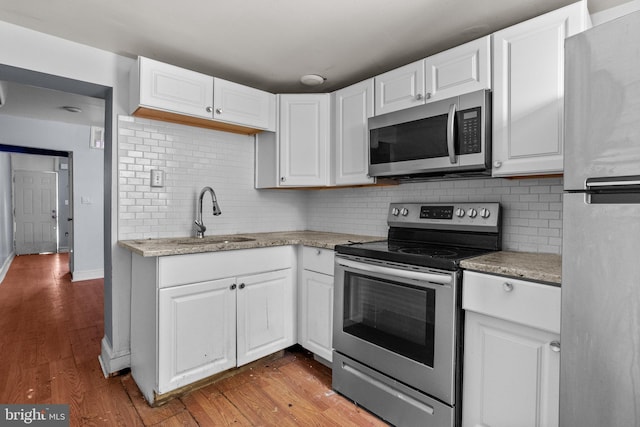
[118,116,564,254]
[306,177,564,254]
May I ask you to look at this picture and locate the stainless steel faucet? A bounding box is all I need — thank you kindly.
[194,186,222,238]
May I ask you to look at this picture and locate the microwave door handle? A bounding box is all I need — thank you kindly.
[446,103,457,164]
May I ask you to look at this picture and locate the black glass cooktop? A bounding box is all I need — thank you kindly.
[335,239,496,271]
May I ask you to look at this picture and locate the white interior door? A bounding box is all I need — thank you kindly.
[14,170,58,255]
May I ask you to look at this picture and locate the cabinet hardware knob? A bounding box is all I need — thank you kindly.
[550,341,561,352]
[503,282,514,292]
[230,284,237,290]
[316,249,322,255]
[493,160,502,168]
[215,108,222,115]
[425,92,432,99]
[206,106,213,113]
[416,93,423,100]
[280,177,286,182]
[239,283,246,289]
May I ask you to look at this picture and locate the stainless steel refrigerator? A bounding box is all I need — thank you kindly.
[562,10,640,427]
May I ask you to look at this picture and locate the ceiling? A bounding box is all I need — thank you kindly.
[0,0,629,126]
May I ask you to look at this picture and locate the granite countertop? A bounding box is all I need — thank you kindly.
[460,251,562,285]
[118,230,384,257]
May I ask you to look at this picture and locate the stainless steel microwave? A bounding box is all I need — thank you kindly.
[368,89,491,179]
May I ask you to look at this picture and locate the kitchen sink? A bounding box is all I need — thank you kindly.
[175,236,255,245]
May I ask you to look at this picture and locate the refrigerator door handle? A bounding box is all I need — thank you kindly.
[586,175,640,190]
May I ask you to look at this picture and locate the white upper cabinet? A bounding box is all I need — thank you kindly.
[492,1,590,177]
[130,56,276,134]
[278,94,331,187]
[374,36,491,116]
[333,79,375,186]
[134,56,214,119]
[213,77,276,131]
[375,60,425,115]
[424,36,491,102]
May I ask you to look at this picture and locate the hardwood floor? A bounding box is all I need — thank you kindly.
[0,253,388,426]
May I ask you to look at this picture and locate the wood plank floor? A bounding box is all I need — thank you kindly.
[0,253,389,426]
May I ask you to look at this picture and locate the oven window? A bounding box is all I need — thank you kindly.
[369,114,451,164]
[343,272,436,367]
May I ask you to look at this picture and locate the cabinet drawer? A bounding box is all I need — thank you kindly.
[302,246,335,276]
[462,271,560,333]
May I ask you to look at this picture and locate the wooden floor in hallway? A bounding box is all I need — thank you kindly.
[0,253,388,426]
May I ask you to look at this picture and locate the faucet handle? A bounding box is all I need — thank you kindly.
[194,220,206,232]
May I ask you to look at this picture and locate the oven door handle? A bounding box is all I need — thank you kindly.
[337,258,452,285]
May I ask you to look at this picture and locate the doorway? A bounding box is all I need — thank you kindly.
[0,66,108,279]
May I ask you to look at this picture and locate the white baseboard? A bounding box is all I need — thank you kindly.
[99,336,130,377]
[71,268,104,282]
[0,252,15,284]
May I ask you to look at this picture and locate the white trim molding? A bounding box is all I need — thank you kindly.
[99,336,131,377]
[71,268,104,282]
[0,252,15,284]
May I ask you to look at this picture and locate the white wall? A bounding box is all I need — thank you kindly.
[0,116,104,275]
[0,19,134,374]
[591,0,640,25]
[0,152,13,282]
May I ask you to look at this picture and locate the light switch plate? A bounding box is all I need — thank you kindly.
[150,169,165,187]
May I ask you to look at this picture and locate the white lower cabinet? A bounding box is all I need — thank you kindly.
[158,277,236,393]
[130,246,295,404]
[462,271,561,427]
[298,247,335,362]
[236,269,295,366]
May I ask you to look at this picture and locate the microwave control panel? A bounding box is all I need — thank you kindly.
[458,107,482,154]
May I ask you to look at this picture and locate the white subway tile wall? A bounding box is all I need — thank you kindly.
[118,116,563,254]
[305,178,563,254]
[117,116,306,240]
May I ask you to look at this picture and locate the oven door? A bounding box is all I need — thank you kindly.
[333,255,458,404]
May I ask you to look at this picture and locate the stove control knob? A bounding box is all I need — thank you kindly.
[456,208,465,218]
[391,207,400,216]
[400,208,409,216]
[480,208,491,219]
[467,208,478,218]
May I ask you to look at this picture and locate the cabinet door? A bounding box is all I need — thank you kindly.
[213,78,276,131]
[374,60,425,115]
[299,270,334,362]
[462,311,560,427]
[334,79,375,186]
[236,269,295,366]
[424,36,491,101]
[158,278,236,393]
[492,2,589,177]
[138,56,214,119]
[278,94,330,186]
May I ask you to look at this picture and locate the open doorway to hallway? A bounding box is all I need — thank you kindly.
[0,76,106,281]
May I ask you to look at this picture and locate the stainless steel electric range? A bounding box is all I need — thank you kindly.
[332,202,501,427]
